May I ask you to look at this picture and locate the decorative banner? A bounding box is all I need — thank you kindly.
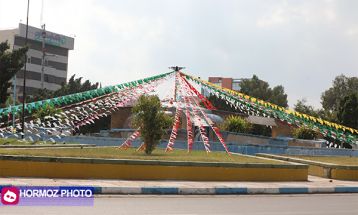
[119,130,141,149]
[179,75,230,154]
[136,142,146,151]
[185,102,194,152]
[0,71,174,120]
[73,80,159,130]
[0,72,172,143]
[165,103,182,152]
[184,92,230,154]
[180,75,216,110]
[184,94,211,153]
[181,72,358,146]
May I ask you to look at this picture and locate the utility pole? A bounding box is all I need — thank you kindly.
[12,73,16,128]
[41,24,46,89]
[169,66,185,102]
[21,0,30,138]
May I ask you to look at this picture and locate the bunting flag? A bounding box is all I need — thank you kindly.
[136,142,146,151]
[181,72,358,146]
[0,71,172,142]
[199,124,211,153]
[179,75,230,154]
[0,71,174,122]
[2,69,355,150]
[180,76,216,110]
[187,94,230,154]
[185,102,194,152]
[119,130,141,149]
[165,102,182,152]
[175,72,210,153]
[184,94,211,153]
[73,79,160,130]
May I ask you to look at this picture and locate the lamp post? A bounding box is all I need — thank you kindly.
[41,24,46,89]
[12,72,16,128]
[21,0,30,138]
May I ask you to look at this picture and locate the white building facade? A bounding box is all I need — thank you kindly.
[0,23,74,99]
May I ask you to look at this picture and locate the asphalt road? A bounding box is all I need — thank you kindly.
[1,194,358,215]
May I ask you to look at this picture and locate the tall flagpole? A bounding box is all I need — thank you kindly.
[21,0,30,138]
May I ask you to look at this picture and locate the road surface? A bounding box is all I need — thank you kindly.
[1,194,358,215]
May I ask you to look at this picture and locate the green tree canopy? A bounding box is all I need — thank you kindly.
[131,95,172,155]
[239,75,288,107]
[28,74,99,102]
[337,93,358,129]
[321,74,358,115]
[294,98,321,118]
[0,41,28,107]
[53,74,99,97]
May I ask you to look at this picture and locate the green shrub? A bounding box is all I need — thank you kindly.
[132,95,172,155]
[292,126,318,140]
[33,103,62,121]
[220,115,252,133]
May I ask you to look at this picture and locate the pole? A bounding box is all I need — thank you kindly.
[41,24,46,89]
[12,74,16,128]
[21,0,30,138]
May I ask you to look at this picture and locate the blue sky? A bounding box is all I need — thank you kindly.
[0,0,357,108]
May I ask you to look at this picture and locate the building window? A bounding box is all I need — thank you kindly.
[232,82,241,91]
[213,82,222,87]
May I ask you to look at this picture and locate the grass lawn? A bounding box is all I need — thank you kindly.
[0,138,46,145]
[0,138,76,146]
[289,155,358,166]
[0,147,284,164]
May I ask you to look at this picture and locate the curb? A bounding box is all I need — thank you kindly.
[92,186,358,195]
[1,185,358,195]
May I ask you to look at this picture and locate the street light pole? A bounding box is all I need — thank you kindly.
[41,24,46,89]
[12,72,16,128]
[21,0,30,138]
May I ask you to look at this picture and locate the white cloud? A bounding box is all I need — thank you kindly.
[345,26,358,37]
[256,0,337,28]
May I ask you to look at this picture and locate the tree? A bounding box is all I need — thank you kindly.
[52,74,99,97]
[337,93,358,129]
[30,88,54,102]
[0,41,28,107]
[321,75,358,119]
[239,75,288,107]
[294,99,321,118]
[131,95,171,155]
[270,85,288,107]
[28,74,99,102]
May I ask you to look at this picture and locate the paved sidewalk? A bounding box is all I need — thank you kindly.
[1,176,358,195]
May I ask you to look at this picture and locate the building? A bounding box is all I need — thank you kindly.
[208,77,243,91]
[0,23,74,99]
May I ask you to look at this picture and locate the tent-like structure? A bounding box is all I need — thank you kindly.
[0,70,357,150]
